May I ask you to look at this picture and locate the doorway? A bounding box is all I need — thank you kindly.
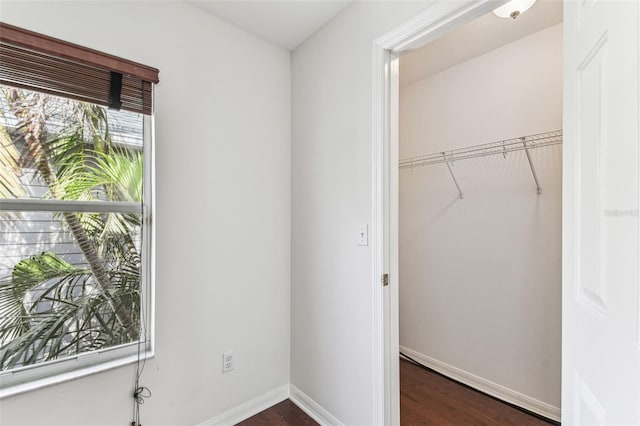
[372,0,640,424]
[373,2,562,424]
[396,3,562,423]
[373,1,640,425]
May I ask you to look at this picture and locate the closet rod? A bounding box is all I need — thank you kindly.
[398,129,563,170]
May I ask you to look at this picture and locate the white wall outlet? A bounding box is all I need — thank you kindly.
[222,351,234,373]
[358,224,368,246]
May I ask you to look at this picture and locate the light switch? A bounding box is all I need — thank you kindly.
[358,224,368,246]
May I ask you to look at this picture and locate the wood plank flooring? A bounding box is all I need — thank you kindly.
[236,359,557,425]
[236,400,318,426]
[400,358,556,425]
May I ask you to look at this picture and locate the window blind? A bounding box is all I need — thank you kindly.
[0,23,159,115]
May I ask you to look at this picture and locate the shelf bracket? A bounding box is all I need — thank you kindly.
[442,152,463,199]
[522,137,542,195]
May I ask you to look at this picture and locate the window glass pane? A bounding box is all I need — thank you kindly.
[0,85,148,377]
[0,210,142,370]
[0,86,143,202]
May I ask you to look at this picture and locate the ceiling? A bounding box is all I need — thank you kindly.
[190,0,562,69]
[191,0,353,51]
[400,0,563,86]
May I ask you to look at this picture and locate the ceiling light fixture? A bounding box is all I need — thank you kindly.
[493,0,537,19]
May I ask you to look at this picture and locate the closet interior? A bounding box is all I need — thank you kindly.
[398,2,563,422]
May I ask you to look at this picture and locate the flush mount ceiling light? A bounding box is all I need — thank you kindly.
[493,0,537,19]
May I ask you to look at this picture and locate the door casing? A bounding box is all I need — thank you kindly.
[371,1,508,424]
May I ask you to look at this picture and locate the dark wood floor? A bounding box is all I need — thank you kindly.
[236,359,556,425]
[236,400,318,426]
[400,359,555,425]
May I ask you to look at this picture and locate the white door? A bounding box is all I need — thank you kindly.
[563,0,640,424]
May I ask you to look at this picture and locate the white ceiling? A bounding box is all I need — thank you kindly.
[191,0,353,51]
[190,0,562,68]
[400,0,563,86]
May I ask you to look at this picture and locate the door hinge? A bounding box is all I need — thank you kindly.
[382,273,389,287]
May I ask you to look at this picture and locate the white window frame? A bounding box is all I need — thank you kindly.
[0,114,155,398]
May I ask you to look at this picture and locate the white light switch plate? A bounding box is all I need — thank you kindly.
[358,224,368,246]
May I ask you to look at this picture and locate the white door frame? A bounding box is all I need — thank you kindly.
[371,1,509,424]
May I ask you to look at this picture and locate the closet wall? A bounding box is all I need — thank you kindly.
[399,23,562,412]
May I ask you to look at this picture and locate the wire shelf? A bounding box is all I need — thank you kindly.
[399,129,563,170]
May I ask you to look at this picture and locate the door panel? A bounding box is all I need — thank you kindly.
[563,1,640,424]
[576,30,608,317]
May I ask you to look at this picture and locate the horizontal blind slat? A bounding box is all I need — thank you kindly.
[0,23,159,83]
[0,23,157,115]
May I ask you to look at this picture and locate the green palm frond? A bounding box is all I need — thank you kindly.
[56,147,143,203]
[0,252,86,365]
[0,251,139,369]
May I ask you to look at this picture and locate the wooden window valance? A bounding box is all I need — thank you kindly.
[0,22,159,114]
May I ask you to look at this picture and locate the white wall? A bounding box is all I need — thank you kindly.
[399,24,562,409]
[290,2,434,424]
[0,2,291,425]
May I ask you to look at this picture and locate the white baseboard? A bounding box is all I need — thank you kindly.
[399,346,561,422]
[195,384,290,426]
[289,384,344,426]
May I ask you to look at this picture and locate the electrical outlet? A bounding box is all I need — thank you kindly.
[222,351,234,373]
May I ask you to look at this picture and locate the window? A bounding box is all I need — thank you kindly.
[0,23,158,396]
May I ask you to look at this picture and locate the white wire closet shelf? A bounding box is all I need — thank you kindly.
[399,129,562,169]
[398,129,563,198]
